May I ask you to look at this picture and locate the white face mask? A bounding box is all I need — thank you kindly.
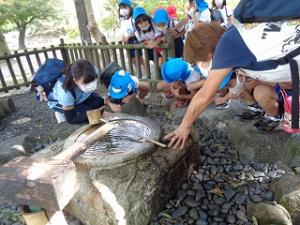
[157,25,167,33]
[215,0,224,8]
[198,61,212,78]
[120,8,129,17]
[140,24,150,31]
[79,80,98,93]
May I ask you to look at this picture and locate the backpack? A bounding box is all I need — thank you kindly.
[99,62,122,89]
[31,58,66,98]
[234,0,300,129]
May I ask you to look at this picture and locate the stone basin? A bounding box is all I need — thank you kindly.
[63,114,161,168]
[53,114,200,225]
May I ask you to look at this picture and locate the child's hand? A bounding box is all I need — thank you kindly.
[109,103,121,112]
[170,85,180,98]
[36,86,48,102]
[144,40,157,49]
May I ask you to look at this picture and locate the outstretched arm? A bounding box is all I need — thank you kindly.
[165,68,232,149]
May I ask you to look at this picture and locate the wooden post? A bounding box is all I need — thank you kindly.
[68,44,75,64]
[59,38,70,65]
[167,33,176,58]
[42,47,49,60]
[4,53,19,88]
[143,49,151,79]
[82,42,88,61]
[100,44,107,68]
[77,43,84,59]
[118,41,126,70]
[153,50,161,80]
[24,50,35,74]
[136,48,142,79]
[93,43,101,70]
[14,51,28,84]
[0,67,8,93]
[111,42,118,65]
[34,48,42,67]
[51,45,57,59]
[126,48,134,75]
[88,43,95,65]
[72,44,79,60]
[105,48,111,64]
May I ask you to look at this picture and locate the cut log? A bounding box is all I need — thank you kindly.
[0,97,16,114]
[0,122,115,211]
[0,156,78,211]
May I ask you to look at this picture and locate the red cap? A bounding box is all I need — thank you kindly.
[167,5,177,19]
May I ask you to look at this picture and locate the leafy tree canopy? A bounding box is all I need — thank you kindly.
[0,0,60,31]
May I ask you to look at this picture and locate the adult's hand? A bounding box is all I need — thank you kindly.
[164,124,191,150]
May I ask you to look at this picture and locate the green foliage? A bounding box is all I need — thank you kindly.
[99,0,188,32]
[66,26,80,40]
[0,0,61,31]
[99,0,119,32]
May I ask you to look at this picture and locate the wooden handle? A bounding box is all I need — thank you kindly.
[53,123,115,160]
[145,138,167,148]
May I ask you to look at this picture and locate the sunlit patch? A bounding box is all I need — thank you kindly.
[11,117,31,125]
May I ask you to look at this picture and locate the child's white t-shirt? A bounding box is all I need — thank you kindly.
[120,17,135,37]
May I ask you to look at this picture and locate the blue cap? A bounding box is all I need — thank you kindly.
[161,58,190,83]
[119,0,131,6]
[109,70,136,100]
[153,8,169,25]
[195,0,209,12]
[219,71,234,90]
[133,7,146,20]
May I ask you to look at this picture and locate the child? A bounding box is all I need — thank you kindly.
[157,58,204,108]
[39,59,108,124]
[211,0,233,28]
[153,8,185,58]
[171,0,211,34]
[184,22,234,110]
[107,69,151,112]
[133,7,164,66]
[118,0,144,73]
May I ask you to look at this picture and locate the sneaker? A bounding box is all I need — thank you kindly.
[216,100,230,110]
[253,114,283,132]
[237,103,264,120]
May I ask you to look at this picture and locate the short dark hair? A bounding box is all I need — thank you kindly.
[63,59,97,91]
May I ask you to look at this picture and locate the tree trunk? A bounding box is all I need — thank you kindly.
[84,0,108,44]
[0,30,10,56]
[74,0,92,44]
[18,25,26,49]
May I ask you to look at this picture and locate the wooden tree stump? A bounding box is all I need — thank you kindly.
[0,97,16,116]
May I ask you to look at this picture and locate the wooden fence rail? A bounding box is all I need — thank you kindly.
[0,37,175,93]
